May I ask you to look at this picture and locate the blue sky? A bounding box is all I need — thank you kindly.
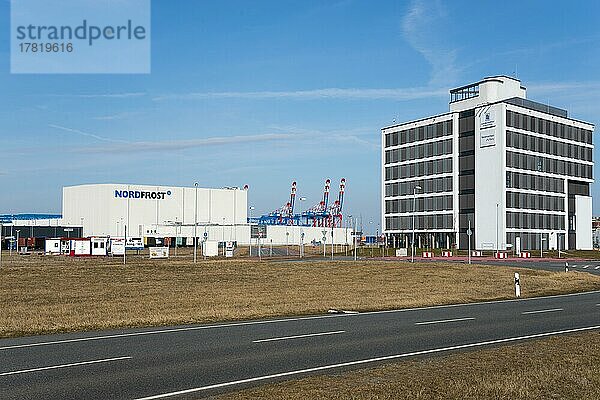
[1,0,600,233]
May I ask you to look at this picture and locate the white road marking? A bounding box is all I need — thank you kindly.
[253,330,345,343]
[522,308,563,315]
[583,265,590,269]
[0,356,131,377]
[571,265,577,268]
[415,317,475,325]
[595,266,600,270]
[132,325,600,400]
[2,290,599,352]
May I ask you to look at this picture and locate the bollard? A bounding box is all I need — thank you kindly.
[514,272,521,298]
[565,262,569,273]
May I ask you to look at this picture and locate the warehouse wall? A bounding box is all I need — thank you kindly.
[62,184,247,237]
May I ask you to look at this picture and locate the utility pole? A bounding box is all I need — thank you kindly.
[353,217,357,261]
[331,226,334,260]
[249,206,254,257]
[123,224,127,265]
[194,182,198,263]
[496,203,499,257]
[411,185,422,263]
[467,219,472,265]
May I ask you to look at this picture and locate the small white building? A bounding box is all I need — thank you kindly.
[45,239,61,255]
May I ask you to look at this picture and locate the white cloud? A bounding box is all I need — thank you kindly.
[47,92,146,99]
[48,124,130,143]
[401,0,459,87]
[527,81,600,94]
[152,87,447,102]
[70,132,304,154]
[92,111,142,121]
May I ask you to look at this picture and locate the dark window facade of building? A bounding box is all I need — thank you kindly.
[385,138,452,164]
[506,110,593,144]
[385,158,452,180]
[386,195,453,214]
[384,120,452,148]
[506,191,565,212]
[506,212,564,230]
[506,131,592,162]
[506,232,564,251]
[458,109,475,248]
[385,176,452,197]
[506,171,564,193]
[506,151,592,179]
[386,214,453,231]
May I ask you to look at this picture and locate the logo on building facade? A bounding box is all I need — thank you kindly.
[480,108,496,130]
[115,189,172,200]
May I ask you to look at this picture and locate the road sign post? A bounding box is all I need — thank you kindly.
[258,231,262,261]
[331,229,334,260]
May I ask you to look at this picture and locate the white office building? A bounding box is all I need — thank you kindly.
[382,76,594,251]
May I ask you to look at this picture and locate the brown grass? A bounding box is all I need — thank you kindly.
[1,253,599,338]
[213,332,600,400]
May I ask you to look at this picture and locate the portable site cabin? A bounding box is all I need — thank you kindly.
[90,237,109,256]
[69,238,91,256]
[44,238,61,255]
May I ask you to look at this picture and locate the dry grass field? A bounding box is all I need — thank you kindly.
[213,331,600,400]
[1,253,599,338]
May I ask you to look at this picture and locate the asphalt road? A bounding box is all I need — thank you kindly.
[1,291,599,399]
[331,255,600,275]
[463,258,600,275]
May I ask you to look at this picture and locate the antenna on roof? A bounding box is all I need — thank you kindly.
[513,65,518,79]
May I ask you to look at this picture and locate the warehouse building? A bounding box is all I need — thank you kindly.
[382,76,594,251]
[62,183,351,246]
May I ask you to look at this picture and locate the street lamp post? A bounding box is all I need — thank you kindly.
[194,182,198,263]
[258,231,262,261]
[16,230,20,254]
[411,185,422,263]
[286,230,289,256]
[496,203,499,257]
[353,217,358,261]
[123,224,127,265]
[222,217,226,256]
[369,221,374,257]
[0,222,3,269]
[298,197,307,225]
[249,206,255,257]
[348,215,352,257]
[331,227,334,260]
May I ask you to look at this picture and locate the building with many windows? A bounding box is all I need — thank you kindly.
[382,76,594,251]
